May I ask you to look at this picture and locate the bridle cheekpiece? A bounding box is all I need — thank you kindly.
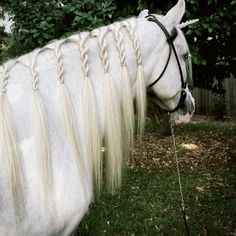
[146,15,198,113]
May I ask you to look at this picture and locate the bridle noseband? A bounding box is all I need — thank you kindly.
[147,15,187,113]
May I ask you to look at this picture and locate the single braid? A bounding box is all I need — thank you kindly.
[109,24,126,66]
[55,44,65,84]
[122,21,142,65]
[97,28,109,74]
[30,55,39,90]
[1,65,8,93]
[79,35,89,78]
[109,24,135,160]
[122,21,146,140]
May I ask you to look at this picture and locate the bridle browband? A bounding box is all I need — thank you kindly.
[146,15,187,113]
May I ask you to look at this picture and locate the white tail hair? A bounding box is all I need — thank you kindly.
[79,34,102,196]
[110,25,134,159]
[103,73,122,192]
[31,56,52,209]
[94,28,123,192]
[135,64,146,139]
[0,67,24,218]
[121,66,135,156]
[59,84,86,181]
[55,44,87,189]
[32,90,52,208]
[82,78,102,196]
[123,21,146,140]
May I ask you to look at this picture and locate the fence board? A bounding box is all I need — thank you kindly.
[192,74,236,117]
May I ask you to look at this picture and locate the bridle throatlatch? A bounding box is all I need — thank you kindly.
[146,15,187,113]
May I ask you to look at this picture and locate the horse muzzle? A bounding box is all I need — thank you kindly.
[171,91,195,124]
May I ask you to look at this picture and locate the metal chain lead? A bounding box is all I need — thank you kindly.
[170,113,190,236]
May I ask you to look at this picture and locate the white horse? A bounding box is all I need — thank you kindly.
[0,0,196,235]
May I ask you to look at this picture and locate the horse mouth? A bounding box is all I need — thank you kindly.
[147,90,195,125]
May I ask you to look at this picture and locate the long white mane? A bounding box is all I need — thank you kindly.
[0,16,146,216]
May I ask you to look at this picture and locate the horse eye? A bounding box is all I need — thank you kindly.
[183,53,189,59]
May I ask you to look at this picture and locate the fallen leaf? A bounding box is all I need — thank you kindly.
[196,186,204,192]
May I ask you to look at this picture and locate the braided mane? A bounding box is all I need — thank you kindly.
[0,16,146,215]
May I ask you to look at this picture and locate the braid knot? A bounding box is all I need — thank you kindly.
[110,24,126,66]
[30,56,39,90]
[55,45,65,84]
[79,35,89,78]
[122,21,142,65]
[97,28,109,74]
[1,65,9,93]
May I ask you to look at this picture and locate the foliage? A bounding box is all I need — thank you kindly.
[0,30,9,63]
[1,1,63,58]
[0,26,7,44]
[0,13,9,63]
[0,0,116,62]
[0,0,235,93]
[184,0,236,93]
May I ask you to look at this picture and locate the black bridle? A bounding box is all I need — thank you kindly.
[147,15,187,113]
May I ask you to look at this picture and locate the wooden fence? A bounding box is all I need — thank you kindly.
[192,74,236,118]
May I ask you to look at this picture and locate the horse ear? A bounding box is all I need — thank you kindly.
[164,0,185,26]
[138,9,149,18]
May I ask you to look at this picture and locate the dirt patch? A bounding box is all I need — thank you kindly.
[132,126,236,170]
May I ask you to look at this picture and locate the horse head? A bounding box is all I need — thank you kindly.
[138,0,196,124]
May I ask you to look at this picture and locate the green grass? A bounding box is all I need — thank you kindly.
[75,121,236,235]
[177,121,236,136]
[76,167,236,235]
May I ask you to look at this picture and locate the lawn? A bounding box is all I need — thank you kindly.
[76,120,236,235]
